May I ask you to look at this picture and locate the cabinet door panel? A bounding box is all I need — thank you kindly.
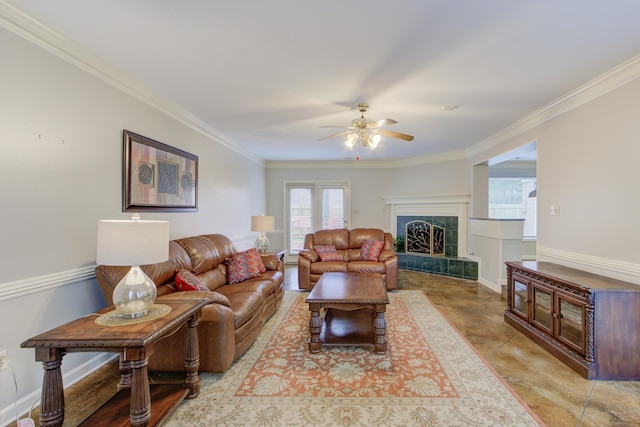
[512,276,529,320]
[557,295,585,353]
[532,284,553,334]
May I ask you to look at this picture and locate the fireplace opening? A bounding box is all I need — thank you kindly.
[405,220,445,256]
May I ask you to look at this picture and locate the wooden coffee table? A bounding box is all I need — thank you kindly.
[21,297,211,427]
[305,272,390,354]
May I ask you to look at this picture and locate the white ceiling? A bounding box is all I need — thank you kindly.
[6,0,640,162]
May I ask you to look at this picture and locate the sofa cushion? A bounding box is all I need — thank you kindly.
[174,236,221,275]
[175,269,209,291]
[226,248,266,284]
[315,245,343,262]
[359,239,384,261]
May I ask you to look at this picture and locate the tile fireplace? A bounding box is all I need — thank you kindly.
[384,195,478,280]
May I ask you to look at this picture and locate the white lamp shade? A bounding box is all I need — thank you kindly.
[251,215,274,232]
[97,219,170,266]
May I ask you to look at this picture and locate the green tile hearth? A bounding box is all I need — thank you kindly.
[398,253,478,280]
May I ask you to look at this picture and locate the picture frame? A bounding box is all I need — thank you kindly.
[123,130,198,212]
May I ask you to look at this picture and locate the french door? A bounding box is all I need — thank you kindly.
[285,181,349,261]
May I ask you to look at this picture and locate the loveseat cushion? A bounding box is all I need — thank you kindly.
[310,261,348,274]
[313,229,349,249]
[347,260,386,274]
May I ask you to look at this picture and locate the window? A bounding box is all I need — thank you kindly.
[286,182,349,255]
[489,178,537,238]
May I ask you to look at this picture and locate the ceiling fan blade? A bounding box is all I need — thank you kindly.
[377,128,414,141]
[317,130,353,141]
[368,118,398,128]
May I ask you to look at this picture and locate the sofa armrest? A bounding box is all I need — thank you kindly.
[383,255,398,291]
[297,250,314,290]
[378,249,397,262]
[298,248,319,262]
[159,290,231,308]
[260,253,282,272]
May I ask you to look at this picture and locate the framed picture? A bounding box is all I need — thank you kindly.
[123,130,198,212]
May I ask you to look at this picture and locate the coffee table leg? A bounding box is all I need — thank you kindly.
[184,313,201,398]
[308,303,322,353]
[373,308,387,354]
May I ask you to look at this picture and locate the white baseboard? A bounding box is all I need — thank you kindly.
[0,353,116,427]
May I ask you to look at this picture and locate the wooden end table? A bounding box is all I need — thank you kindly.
[261,248,287,263]
[305,272,390,354]
[21,297,211,427]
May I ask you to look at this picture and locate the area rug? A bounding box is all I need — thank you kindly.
[166,290,543,426]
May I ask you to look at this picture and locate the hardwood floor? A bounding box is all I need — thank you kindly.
[14,266,639,426]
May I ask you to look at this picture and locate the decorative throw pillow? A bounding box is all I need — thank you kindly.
[175,269,209,291]
[359,239,385,261]
[226,248,266,284]
[315,245,343,262]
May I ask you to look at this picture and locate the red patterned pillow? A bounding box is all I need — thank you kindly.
[315,245,343,262]
[359,239,384,261]
[175,269,209,291]
[226,248,266,284]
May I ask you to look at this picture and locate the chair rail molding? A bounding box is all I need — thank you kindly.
[538,246,640,286]
[0,266,97,302]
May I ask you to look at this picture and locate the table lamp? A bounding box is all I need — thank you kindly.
[251,215,274,253]
[96,214,169,318]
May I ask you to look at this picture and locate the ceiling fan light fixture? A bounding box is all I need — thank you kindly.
[318,102,413,155]
[369,133,381,149]
[344,133,357,148]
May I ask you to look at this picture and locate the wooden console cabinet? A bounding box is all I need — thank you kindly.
[505,261,640,380]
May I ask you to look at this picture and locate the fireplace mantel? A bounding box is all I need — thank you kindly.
[383,194,471,206]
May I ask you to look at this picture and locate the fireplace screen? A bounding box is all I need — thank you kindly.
[405,220,445,256]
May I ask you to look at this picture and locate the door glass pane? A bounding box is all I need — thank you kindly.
[533,287,552,331]
[513,280,528,317]
[321,188,345,229]
[559,298,583,349]
[289,188,312,252]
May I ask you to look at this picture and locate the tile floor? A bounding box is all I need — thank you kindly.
[15,267,639,427]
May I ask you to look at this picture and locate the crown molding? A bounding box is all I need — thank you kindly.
[468,55,640,159]
[266,150,467,169]
[3,1,638,167]
[0,1,266,166]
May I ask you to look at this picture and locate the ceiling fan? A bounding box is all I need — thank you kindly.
[317,103,414,153]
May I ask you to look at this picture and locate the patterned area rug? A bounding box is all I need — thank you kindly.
[166,290,543,426]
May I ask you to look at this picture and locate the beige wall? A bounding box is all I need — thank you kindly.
[468,75,640,283]
[265,158,468,250]
[0,26,266,422]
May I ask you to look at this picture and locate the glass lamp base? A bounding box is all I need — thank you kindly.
[112,265,157,318]
[255,233,270,253]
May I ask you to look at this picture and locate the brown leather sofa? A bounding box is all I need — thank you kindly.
[95,233,284,373]
[297,228,397,290]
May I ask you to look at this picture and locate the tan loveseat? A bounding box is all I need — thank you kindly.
[297,228,397,290]
[95,233,284,373]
